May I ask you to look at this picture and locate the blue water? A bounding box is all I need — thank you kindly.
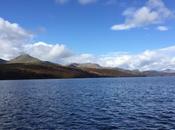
[0,77,175,130]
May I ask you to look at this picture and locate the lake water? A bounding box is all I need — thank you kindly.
[0,77,175,130]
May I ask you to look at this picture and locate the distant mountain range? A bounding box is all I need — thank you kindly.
[162,69,175,73]
[0,54,174,80]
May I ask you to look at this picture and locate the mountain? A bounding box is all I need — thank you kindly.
[8,54,42,64]
[0,63,99,80]
[78,67,144,77]
[69,63,102,69]
[0,59,7,64]
[162,69,175,73]
[0,54,99,80]
[69,63,143,77]
[143,70,175,76]
[0,54,144,80]
[1,54,175,80]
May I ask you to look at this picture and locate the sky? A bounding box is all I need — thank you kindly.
[0,0,175,70]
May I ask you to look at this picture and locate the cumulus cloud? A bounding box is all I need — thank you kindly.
[97,46,175,71]
[24,42,72,62]
[62,53,95,64]
[64,46,175,71]
[0,17,72,62]
[111,0,174,30]
[1,17,175,71]
[0,17,33,59]
[157,26,168,31]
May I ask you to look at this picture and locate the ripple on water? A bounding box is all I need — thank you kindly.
[0,77,175,129]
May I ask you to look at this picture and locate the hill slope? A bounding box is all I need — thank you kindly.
[8,54,42,64]
[0,54,145,80]
[0,63,99,80]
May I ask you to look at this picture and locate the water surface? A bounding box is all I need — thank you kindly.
[0,77,175,129]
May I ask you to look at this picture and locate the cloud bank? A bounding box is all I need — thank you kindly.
[0,17,175,71]
[0,17,71,61]
[111,0,173,30]
[0,17,33,59]
[62,46,175,71]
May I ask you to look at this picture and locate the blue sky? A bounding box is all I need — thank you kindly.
[0,0,174,54]
[0,0,175,70]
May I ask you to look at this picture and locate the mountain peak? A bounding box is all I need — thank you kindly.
[9,54,42,64]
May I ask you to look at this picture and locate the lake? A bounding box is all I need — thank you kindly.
[0,77,175,129]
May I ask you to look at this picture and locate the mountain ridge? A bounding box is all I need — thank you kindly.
[0,54,174,80]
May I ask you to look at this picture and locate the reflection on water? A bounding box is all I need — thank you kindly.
[0,77,175,129]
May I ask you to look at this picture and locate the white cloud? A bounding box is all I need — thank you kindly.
[100,47,175,71]
[98,47,175,71]
[111,0,174,30]
[157,26,168,31]
[0,17,72,62]
[57,45,175,71]
[24,42,72,62]
[0,17,33,59]
[62,53,95,64]
[1,17,175,71]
